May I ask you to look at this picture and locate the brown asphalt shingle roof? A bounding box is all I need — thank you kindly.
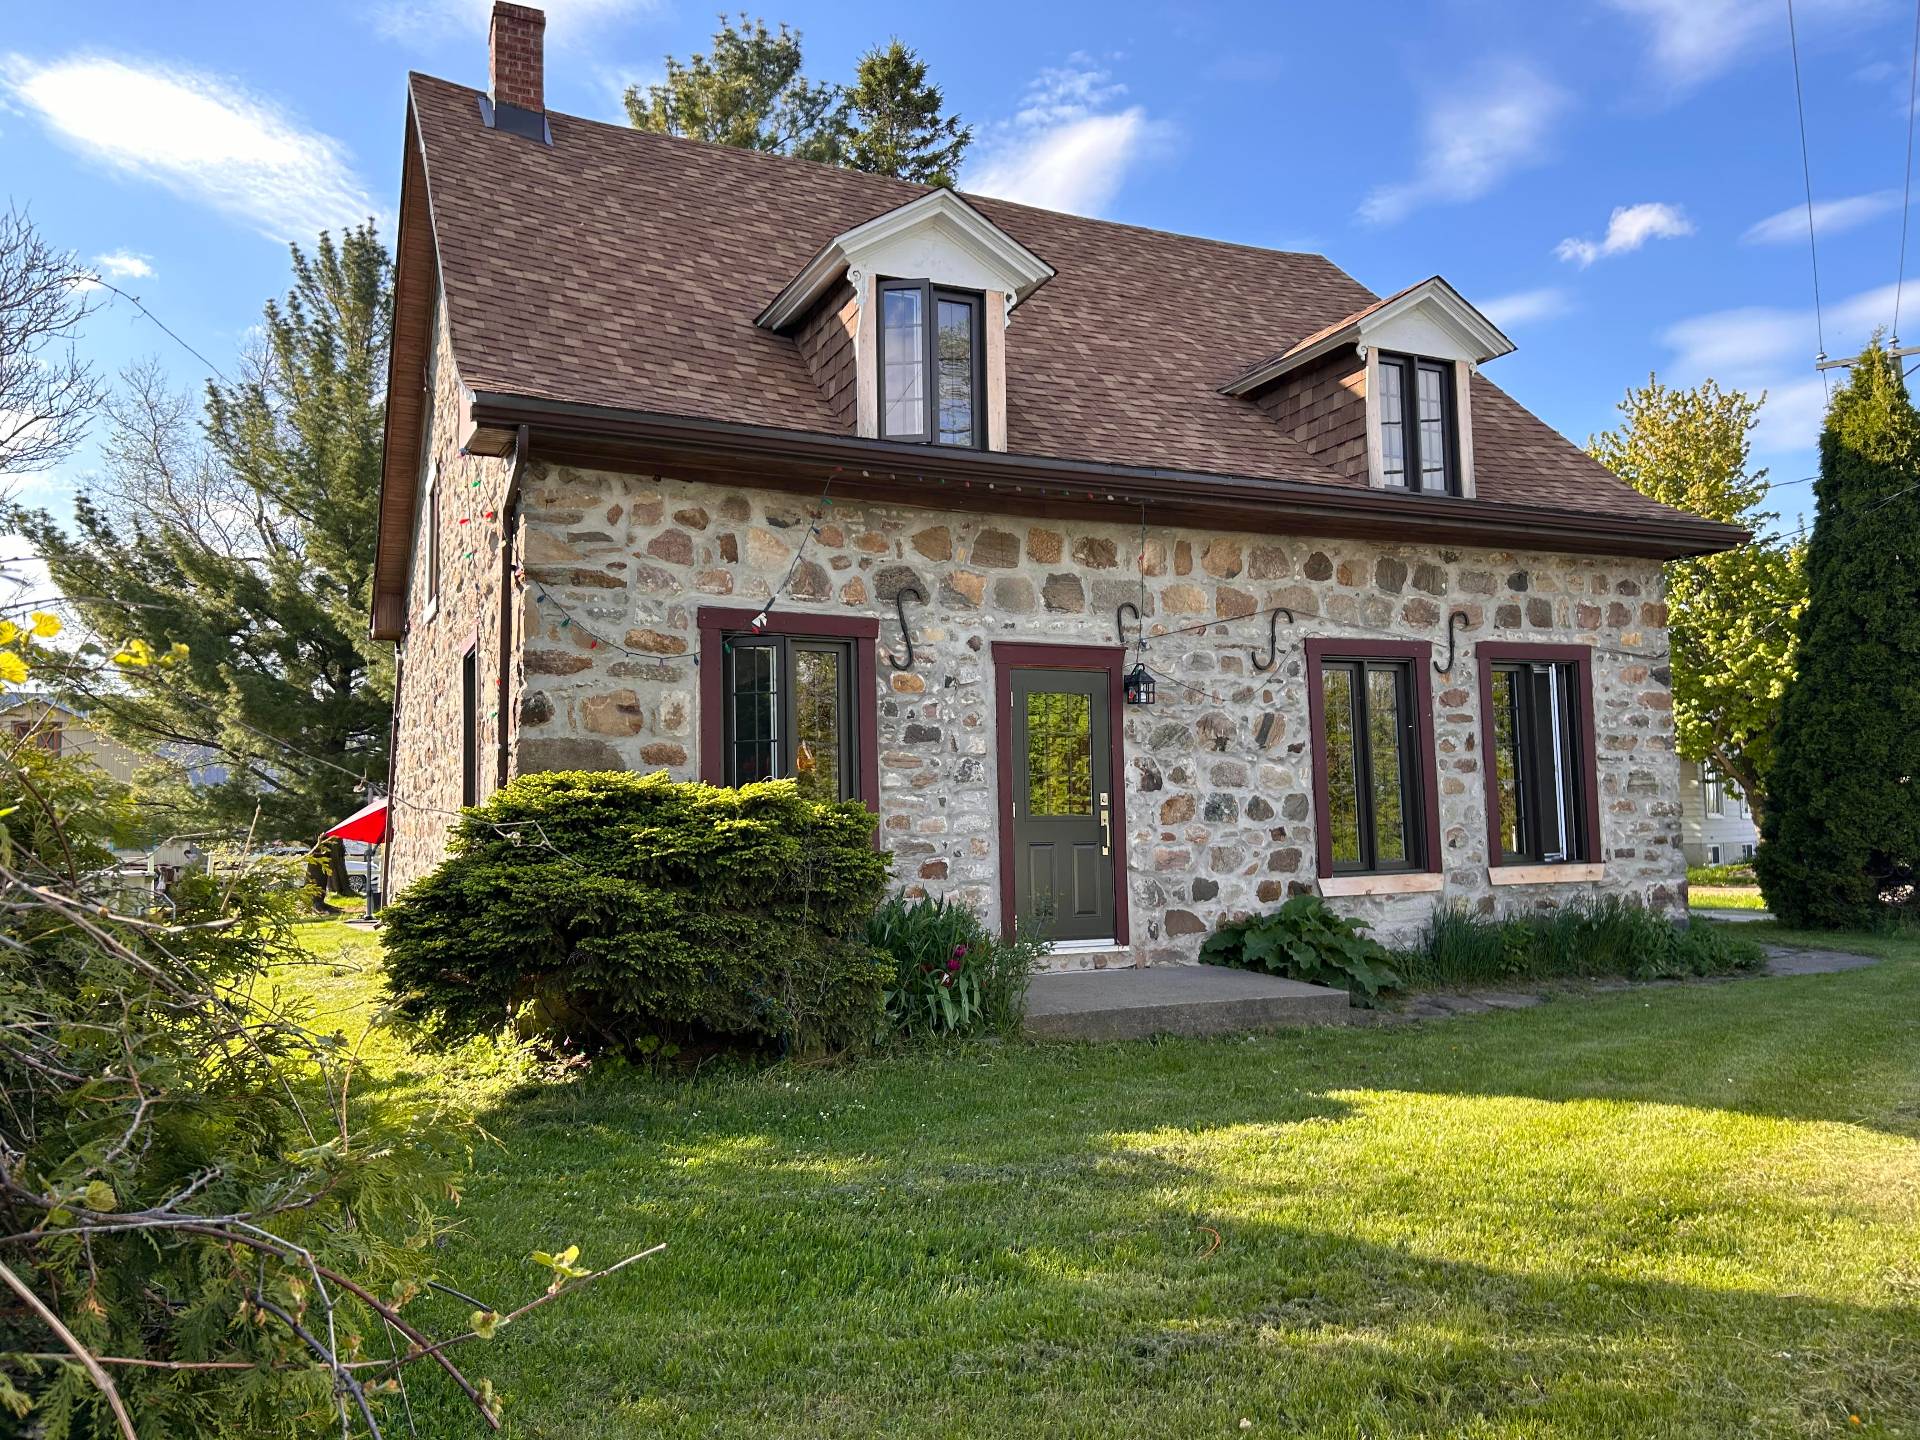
[409,72,1682,524]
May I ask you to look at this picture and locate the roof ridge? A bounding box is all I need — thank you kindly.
[407,70,1368,276]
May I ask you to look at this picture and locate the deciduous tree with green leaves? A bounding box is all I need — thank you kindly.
[1755,342,1920,927]
[1588,376,1804,823]
[16,225,392,867]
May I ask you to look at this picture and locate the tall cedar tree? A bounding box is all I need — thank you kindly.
[625,20,973,183]
[18,226,392,858]
[1755,343,1920,926]
[1589,377,1804,822]
[624,15,848,162]
[843,40,971,186]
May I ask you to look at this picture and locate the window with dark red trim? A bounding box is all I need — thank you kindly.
[460,645,478,807]
[696,607,881,808]
[1305,639,1441,878]
[1476,643,1600,866]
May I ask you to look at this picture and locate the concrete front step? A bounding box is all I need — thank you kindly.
[1024,963,1352,1042]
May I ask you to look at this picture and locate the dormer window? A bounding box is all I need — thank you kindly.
[880,280,984,447]
[1377,353,1458,494]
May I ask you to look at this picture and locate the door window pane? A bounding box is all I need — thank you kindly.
[1378,359,1407,486]
[1367,666,1409,864]
[1025,690,1092,815]
[1417,362,1449,491]
[935,298,976,446]
[881,287,925,438]
[1322,666,1361,865]
[792,647,843,802]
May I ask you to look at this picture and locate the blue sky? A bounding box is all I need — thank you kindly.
[3,0,1914,575]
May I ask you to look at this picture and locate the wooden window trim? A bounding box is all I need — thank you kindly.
[696,606,880,810]
[1475,641,1601,867]
[1377,352,1460,496]
[1304,638,1441,880]
[877,278,986,449]
[988,641,1130,946]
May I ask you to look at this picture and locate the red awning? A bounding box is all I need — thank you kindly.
[323,797,389,844]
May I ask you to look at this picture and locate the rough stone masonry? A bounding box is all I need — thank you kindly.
[385,457,1683,967]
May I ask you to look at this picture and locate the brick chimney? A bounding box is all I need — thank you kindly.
[488,2,545,116]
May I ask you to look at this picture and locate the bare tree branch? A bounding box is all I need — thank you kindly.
[0,205,104,490]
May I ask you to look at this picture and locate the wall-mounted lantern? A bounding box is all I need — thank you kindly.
[1124,662,1156,706]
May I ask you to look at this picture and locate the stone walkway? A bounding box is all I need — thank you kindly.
[1379,941,1882,1024]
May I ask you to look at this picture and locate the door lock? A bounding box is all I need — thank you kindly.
[1099,792,1111,856]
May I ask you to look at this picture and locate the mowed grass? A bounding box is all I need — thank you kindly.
[1691,886,1769,911]
[287,922,1920,1440]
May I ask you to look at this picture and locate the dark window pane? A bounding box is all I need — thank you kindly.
[935,298,976,446]
[1379,359,1407,485]
[881,287,925,437]
[1321,665,1361,865]
[1366,665,1408,865]
[1417,363,1448,491]
[1026,690,1092,815]
[728,642,779,786]
[792,647,844,801]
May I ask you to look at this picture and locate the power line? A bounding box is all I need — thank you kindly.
[1900,0,1920,341]
[87,278,230,384]
[1786,0,1831,394]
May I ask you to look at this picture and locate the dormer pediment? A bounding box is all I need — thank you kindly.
[756,189,1054,332]
[1221,277,1514,397]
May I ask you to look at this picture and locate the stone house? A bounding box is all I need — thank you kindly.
[371,4,1744,963]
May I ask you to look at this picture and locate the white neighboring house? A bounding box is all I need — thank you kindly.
[1678,761,1758,866]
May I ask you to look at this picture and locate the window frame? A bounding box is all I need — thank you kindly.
[719,633,857,800]
[1475,642,1601,868]
[696,606,881,809]
[460,643,478,808]
[1376,352,1460,495]
[877,278,986,449]
[1305,639,1442,879]
[422,461,441,618]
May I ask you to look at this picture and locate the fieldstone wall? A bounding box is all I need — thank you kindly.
[488,462,1683,962]
[386,286,514,892]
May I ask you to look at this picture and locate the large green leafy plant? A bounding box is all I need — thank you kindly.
[382,771,893,1055]
[1200,895,1400,999]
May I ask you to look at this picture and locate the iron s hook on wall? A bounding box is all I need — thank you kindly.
[888,583,925,671]
[1250,606,1294,672]
[1434,609,1470,674]
[1115,601,1142,648]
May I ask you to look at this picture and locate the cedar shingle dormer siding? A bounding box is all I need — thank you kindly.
[794,279,858,434]
[1252,349,1368,482]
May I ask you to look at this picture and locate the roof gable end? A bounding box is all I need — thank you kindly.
[757,188,1055,332]
[1222,276,1515,396]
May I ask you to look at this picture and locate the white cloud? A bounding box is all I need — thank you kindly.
[371,0,655,45]
[1743,190,1901,245]
[1608,0,1884,92]
[1476,287,1573,329]
[966,58,1169,217]
[1,54,375,243]
[93,250,153,280]
[1554,202,1693,266]
[1660,281,1903,455]
[1358,61,1568,225]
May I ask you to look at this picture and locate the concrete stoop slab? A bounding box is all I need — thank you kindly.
[1024,964,1351,1042]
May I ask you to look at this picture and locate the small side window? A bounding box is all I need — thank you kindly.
[1376,353,1458,495]
[879,279,983,449]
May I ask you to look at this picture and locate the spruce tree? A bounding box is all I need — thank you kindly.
[843,40,971,186]
[16,226,392,864]
[1755,342,1920,926]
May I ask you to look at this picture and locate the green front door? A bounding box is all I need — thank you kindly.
[1010,667,1115,942]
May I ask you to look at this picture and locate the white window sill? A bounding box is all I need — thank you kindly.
[1318,872,1444,898]
[421,596,439,626]
[1488,862,1605,886]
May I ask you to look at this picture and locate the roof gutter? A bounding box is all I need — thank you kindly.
[462,390,1748,560]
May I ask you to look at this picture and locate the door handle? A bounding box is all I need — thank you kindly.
[1100,798,1111,856]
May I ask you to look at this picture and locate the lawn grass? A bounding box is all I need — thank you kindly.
[288,921,1920,1439]
[1691,886,1769,911]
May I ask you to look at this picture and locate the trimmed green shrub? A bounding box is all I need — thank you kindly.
[1757,343,1920,928]
[867,892,1048,1038]
[1200,894,1400,1000]
[382,771,892,1055]
[1400,897,1765,988]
